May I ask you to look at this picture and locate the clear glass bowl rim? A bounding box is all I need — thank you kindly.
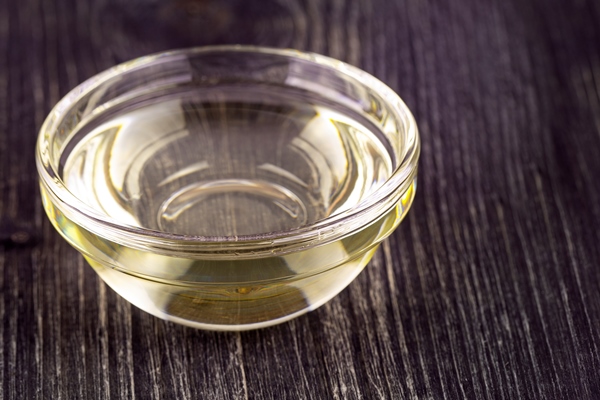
[36,45,420,252]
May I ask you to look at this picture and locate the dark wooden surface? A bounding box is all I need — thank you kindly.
[2,0,600,398]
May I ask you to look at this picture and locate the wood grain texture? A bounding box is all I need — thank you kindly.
[2,0,600,398]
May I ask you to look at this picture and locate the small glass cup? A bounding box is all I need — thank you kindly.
[36,46,420,330]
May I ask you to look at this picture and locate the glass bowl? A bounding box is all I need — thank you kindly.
[36,46,420,331]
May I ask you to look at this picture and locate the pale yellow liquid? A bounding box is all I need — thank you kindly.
[45,90,416,330]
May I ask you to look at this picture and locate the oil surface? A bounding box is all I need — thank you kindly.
[61,91,394,236]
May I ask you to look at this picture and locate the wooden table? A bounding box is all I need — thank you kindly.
[1,0,599,398]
